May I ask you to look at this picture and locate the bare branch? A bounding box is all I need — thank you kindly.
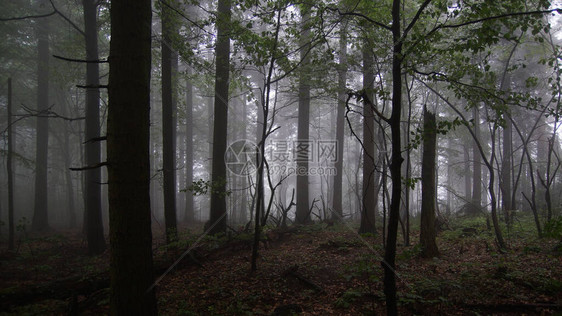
[0,10,56,21]
[53,55,108,63]
[48,0,85,36]
[401,0,432,42]
[84,136,107,144]
[70,162,108,171]
[76,84,108,89]
[404,8,561,58]
[435,9,561,31]
[325,6,392,31]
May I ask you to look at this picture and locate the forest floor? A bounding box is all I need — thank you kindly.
[1,216,561,315]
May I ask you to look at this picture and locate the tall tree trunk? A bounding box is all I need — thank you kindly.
[464,144,471,202]
[83,0,106,255]
[420,106,439,258]
[536,118,548,211]
[32,0,50,232]
[107,0,156,313]
[209,0,231,234]
[383,1,403,314]
[446,138,454,215]
[61,107,76,228]
[184,68,194,223]
[359,43,376,234]
[295,6,311,224]
[501,117,513,223]
[332,19,347,221]
[7,78,15,250]
[472,105,482,215]
[500,72,513,225]
[162,1,178,243]
[238,93,248,223]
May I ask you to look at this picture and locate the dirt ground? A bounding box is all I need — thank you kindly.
[1,221,561,315]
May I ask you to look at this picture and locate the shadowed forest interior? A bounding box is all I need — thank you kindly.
[1,0,562,315]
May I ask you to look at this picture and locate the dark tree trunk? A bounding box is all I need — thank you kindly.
[383,1,402,314]
[184,68,195,223]
[239,95,248,223]
[420,107,439,258]
[359,44,376,234]
[295,6,311,224]
[209,0,231,235]
[32,0,50,232]
[331,20,347,221]
[486,135,506,250]
[7,78,15,250]
[501,117,513,223]
[162,1,178,243]
[464,145,471,201]
[107,0,157,314]
[62,112,76,228]
[83,0,106,255]
[472,105,482,214]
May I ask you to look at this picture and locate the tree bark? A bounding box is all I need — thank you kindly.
[184,68,195,223]
[464,145,471,202]
[420,106,439,258]
[383,1,403,314]
[295,5,311,225]
[32,0,50,232]
[83,0,106,255]
[331,19,347,221]
[359,43,376,234]
[162,0,178,242]
[107,0,157,313]
[501,117,513,223]
[471,105,482,215]
[209,0,231,234]
[7,78,15,250]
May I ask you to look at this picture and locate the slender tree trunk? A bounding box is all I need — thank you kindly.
[184,68,194,223]
[7,78,15,250]
[383,1,402,314]
[83,0,106,255]
[32,0,50,232]
[446,139,453,214]
[295,6,311,224]
[403,83,414,245]
[420,106,439,258]
[536,118,548,211]
[62,112,76,228]
[209,0,231,234]
[359,44,376,234]
[162,1,178,242]
[331,19,347,221]
[464,145,471,201]
[472,105,482,214]
[238,94,248,224]
[501,117,513,223]
[107,0,156,313]
[487,133,506,249]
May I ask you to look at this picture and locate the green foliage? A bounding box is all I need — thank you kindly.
[16,217,29,234]
[176,301,198,316]
[522,245,541,255]
[334,289,363,308]
[184,178,231,198]
[543,217,562,239]
[408,117,463,150]
[403,176,420,190]
[343,253,382,283]
[397,244,422,261]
